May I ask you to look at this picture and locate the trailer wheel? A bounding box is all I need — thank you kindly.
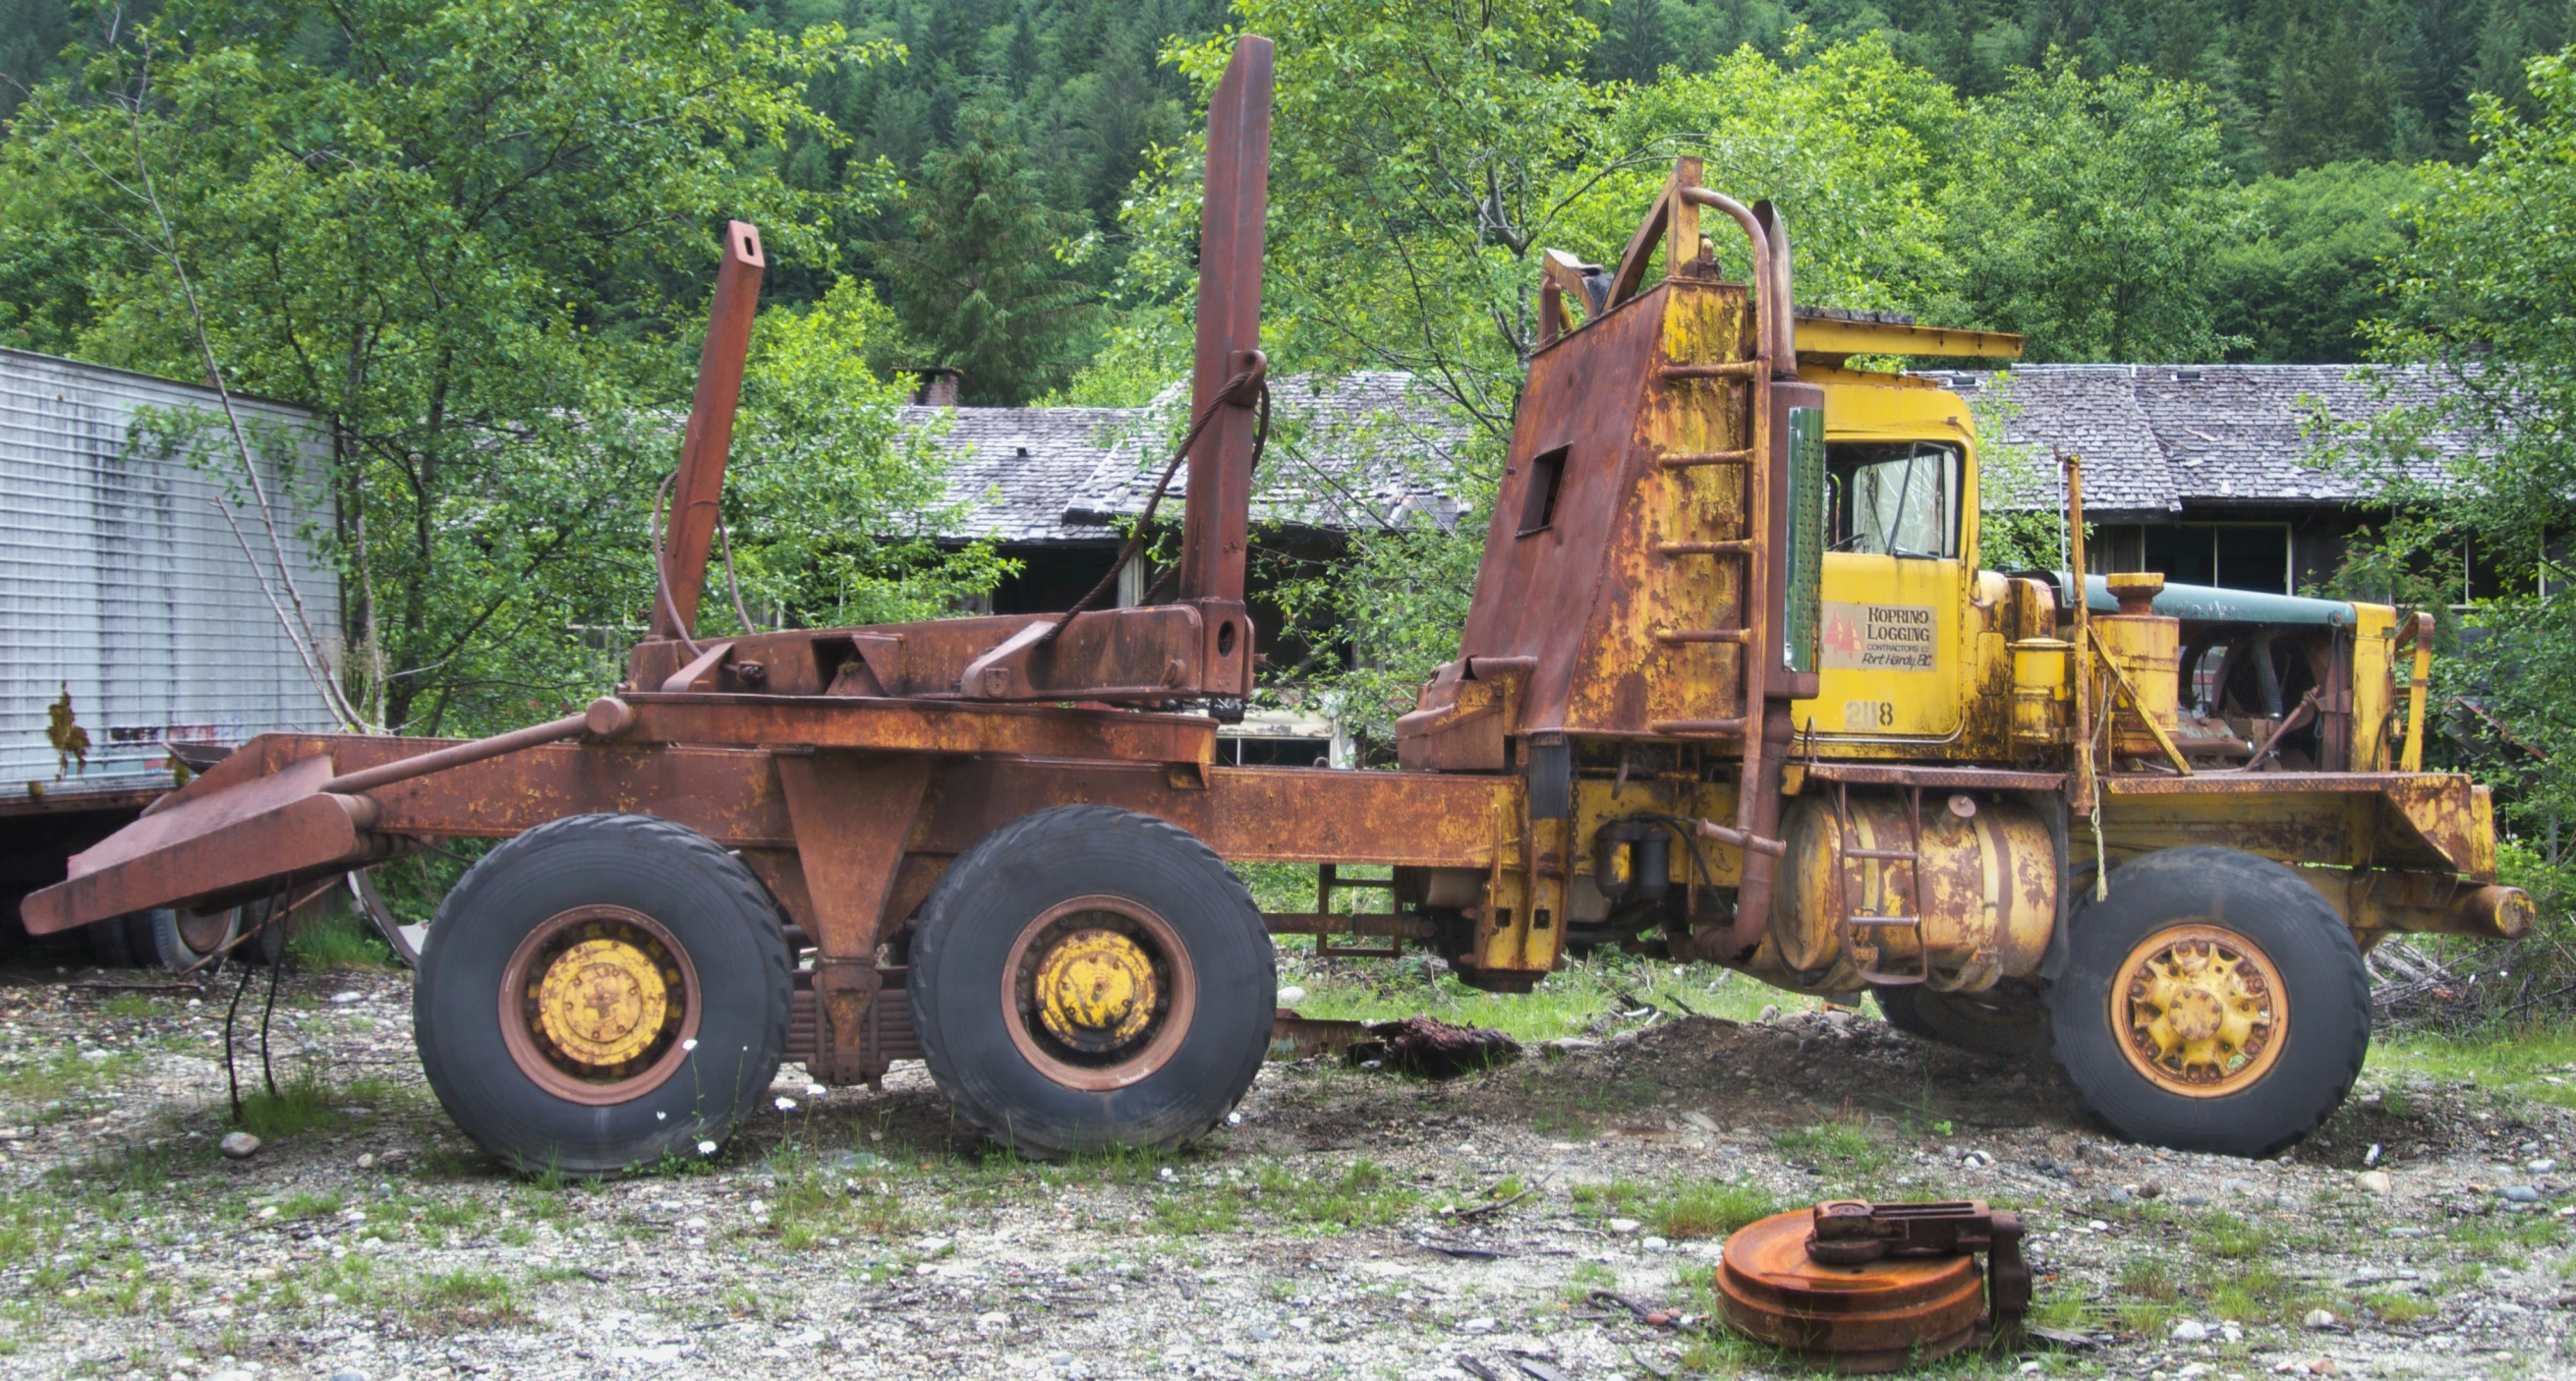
[415,814,791,1176]
[909,806,1274,1157]
[86,911,154,968]
[2048,846,2367,1158]
[149,905,238,972]
[1872,981,2051,1064]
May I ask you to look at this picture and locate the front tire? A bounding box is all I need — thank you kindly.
[415,813,791,1176]
[2048,846,2367,1158]
[910,806,1275,1157]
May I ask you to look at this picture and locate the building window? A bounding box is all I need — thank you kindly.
[2089,522,2291,594]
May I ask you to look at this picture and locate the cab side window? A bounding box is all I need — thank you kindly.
[1828,441,1960,559]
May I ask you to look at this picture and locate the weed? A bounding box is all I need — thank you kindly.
[763,1151,916,1249]
[1259,1158,1415,1229]
[2189,1211,2274,1260]
[2119,1257,2180,1302]
[101,994,155,1019]
[287,908,397,970]
[1570,1180,1647,1216]
[1644,1180,1779,1239]
[235,1072,398,1140]
[0,1048,142,1109]
[2361,1290,2438,1325]
[2206,1261,2321,1325]
[1770,1118,1893,1188]
[276,1191,342,1220]
[412,1270,521,1329]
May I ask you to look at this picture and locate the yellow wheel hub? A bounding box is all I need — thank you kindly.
[1033,928,1160,1054]
[534,937,672,1068]
[2116,924,2285,1096]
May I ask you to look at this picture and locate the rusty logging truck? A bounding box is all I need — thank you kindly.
[20,36,2533,1172]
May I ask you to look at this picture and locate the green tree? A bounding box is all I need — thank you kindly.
[0,0,983,734]
[722,277,1008,631]
[2213,160,2424,363]
[872,105,1100,403]
[1935,57,2247,362]
[2345,45,2576,834]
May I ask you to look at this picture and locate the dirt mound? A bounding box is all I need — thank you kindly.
[1472,1009,2094,1135]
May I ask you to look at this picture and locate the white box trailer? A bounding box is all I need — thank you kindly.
[1,347,340,951]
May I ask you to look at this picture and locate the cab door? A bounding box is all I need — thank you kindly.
[1801,432,1972,740]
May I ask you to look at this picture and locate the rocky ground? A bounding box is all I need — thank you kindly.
[3,959,2573,1381]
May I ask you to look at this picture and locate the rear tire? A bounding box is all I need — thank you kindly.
[910,806,1274,1157]
[1873,981,2051,1064]
[2047,847,2367,1158]
[415,813,791,1176]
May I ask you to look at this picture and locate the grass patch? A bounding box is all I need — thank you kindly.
[410,1270,522,1329]
[1241,882,1812,1045]
[1644,1180,1780,1239]
[2370,1015,2576,1110]
[2206,1261,2325,1325]
[286,907,398,971]
[1143,1158,1416,1236]
[0,1047,143,1108]
[1260,1158,1415,1229]
[236,1071,399,1140]
[101,993,156,1018]
[2361,1290,2438,1325]
[1770,1117,1894,1190]
[276,1191,343,1220]
[761,1149,916,1249]
[1527,1072,1662,1140]
[2119,1257,2181,1302]
[2188,1211,2274,1260]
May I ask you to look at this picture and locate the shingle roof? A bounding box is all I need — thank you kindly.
[1918,364,2471,519]
[900,404,1138,544]
[910,373,1472,544]
[911,364,2472,542]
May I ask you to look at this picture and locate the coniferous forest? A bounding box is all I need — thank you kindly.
[11,0,2572,405]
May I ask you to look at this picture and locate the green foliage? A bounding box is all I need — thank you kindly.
[720,276,1010,629]
[1934,57,2249,363]
[872,105,1101,403]
[2344,46,2576,839]
[1644,1179,1780,1239]
[0,0,1007,736]
[2216,161,2427,363]
[286,907,398,971]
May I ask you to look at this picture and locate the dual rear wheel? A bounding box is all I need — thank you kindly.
[415,806,1272,1174]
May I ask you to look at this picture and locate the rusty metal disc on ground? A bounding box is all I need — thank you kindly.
[1717,1208,1984,1372]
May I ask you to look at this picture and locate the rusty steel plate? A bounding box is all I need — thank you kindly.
[1717,1208,1983,1372]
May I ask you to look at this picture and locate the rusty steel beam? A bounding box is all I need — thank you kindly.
[1177,35,1273,611]
[653,221,766,643]
[622,693,1217,764]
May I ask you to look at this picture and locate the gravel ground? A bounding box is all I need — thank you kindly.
[3,961,2573,1381]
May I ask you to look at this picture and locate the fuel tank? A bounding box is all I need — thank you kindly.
[1765,791,2057,991]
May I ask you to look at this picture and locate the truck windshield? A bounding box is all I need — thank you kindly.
[1829,441,1960,559]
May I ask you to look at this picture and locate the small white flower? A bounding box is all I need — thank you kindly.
[1227,1112,1242,1125]
[805,1083,827,1099]
[697,1139,718,1156]
[656,1111,667,1121]
[774,1097,797,1113]
[681,1038,698,1053]
[1157,1166,1176,1181]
